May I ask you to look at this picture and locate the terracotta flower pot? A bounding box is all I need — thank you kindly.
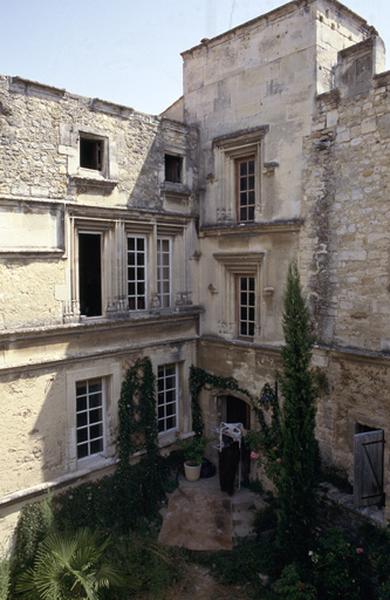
[184,461,201,481]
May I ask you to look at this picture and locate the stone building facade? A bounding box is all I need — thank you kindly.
[1,0,390,545]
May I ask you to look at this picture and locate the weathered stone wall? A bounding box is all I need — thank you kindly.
[301,39,390,352]
[0,76,198,209]
[0,76,199,330]
[301,35,390,521]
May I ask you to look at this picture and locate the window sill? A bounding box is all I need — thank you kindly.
[161,182,191,198]
[70,174,118,192]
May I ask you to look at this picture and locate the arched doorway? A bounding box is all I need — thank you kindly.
[217,394,252,489]
[225,395,251,429]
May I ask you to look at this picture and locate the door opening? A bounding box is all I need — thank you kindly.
[79,233,102,317]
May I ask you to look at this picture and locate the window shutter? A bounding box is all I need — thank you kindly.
[353,429,384,507]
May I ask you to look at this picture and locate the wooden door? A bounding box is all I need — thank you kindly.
[353,429,384,507]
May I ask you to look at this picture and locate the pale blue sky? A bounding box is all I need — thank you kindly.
[1,0,388,114]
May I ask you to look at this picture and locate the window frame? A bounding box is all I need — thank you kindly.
[78,132,108,175]
[236,274,256,339]
[78,230,103,318]
[236,155,256,223]
[213,252,264,341]
[164,153,184,184]
[75,377,106,461]
[127,234,148,311]
[157,237,172,308]
[157,363,179,435]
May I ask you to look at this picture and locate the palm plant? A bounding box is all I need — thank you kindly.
[15,528,124,600]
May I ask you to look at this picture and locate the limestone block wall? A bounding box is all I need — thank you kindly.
[0,76,198,210]
[182,2,317,225]
[0,333,197,548]
[301,38,390,351]
[0,77,199,330]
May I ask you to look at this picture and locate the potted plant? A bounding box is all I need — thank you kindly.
[181,436,206,481]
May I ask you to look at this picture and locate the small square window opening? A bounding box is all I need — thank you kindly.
[80,136,104,171]
[165,154,183,183]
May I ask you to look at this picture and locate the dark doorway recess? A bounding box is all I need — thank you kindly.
[79,233,102,317]
[225,395,251,429]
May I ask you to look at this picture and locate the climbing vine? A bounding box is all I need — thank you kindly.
[115,357,164,527]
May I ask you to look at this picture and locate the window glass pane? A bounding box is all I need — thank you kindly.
[248,160,255,174]
[137,238,144,251]
[90,439,103,455]
[240,177,247,191]
[166,417,176,430]
[77,413,88,428]
[77,427,88,443]
[90,423,103,440]
[77,443,89,459]
[240,162,247,176]
[128,238,135,251]
[138,298,145,310]
[89,408,102,424]
[76,396,87,412]
[76,382,87,396]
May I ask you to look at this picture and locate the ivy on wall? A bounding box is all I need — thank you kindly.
[116,357,164,526]
[189,365,253,437]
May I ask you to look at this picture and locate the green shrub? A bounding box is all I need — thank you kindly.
[313,529,371,600]
[273,564,317,600]
[15,528,123,600]
[0,559,10,600]
[104,533,182,599]
[9,495,54,598]
[254,505,278,535]
[320,465,353,494]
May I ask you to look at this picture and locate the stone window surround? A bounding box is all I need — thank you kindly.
[65,360,121,473]
[213,126,268,224]
[64,216,186,323]
[61,124,119,185]
[213,252,264,341]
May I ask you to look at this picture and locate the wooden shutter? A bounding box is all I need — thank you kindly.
[353,429,384,507]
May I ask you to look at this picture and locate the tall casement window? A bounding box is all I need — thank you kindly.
[157,363,178,433]
[79,232,102,317]
[127,236,147,310]
[76,378,105,459]
[237,157,256,223]
[157,238,171,308]
[238,275,256,338]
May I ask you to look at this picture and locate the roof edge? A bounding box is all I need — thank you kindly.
[181,0,373,58]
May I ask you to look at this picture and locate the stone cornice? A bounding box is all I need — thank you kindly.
[199,335,283,356]
[316,342,390,367]
[199,219,303,237]
[0,310,202,347]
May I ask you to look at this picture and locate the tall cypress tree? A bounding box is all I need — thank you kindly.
[276,262,320,562]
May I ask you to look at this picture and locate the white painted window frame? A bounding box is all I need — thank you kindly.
[157,237,172,308]
[66,362,121,471]
[157,363,179,435]
[127,234,148,311]
[75,377,106,461]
